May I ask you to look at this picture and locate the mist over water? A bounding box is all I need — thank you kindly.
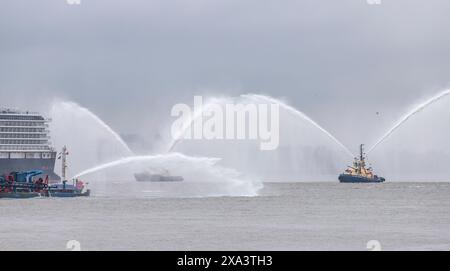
[166,90,450,181]
[49,99,263,197]
[49,88,450,191]
[168,94,351,181]
[72,152,262,197]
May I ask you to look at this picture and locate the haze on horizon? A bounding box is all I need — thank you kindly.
[1,0,450,180]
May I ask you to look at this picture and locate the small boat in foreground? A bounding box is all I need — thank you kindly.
[46,146,90,197]
[0,171,90,198]
[0,147,91,198]
[48,180,90,198]
[339,144,386,183]
[0,170,48,199]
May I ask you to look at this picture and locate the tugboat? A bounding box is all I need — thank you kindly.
[339,144,386,183]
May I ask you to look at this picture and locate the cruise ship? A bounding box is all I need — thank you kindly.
[0,108,60,182]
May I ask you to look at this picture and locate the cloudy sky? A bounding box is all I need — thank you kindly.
[1,0,450,153]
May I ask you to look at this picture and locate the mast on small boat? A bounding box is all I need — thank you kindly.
[58,146,69,182]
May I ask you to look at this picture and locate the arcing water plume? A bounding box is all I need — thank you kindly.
[50,99,261,197]
[52,101,133,155]
[167,97,223,153]
[72,153,214,178]
[72,152,263,197]
[242,94,355,158]
[368,89,450,154]
[166,93,352,180]
[168,93,353,157]
[50,100,134,176]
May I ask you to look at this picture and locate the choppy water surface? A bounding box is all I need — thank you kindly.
[1,182,450,251]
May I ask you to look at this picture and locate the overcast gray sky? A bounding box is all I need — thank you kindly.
[1,0,450,153]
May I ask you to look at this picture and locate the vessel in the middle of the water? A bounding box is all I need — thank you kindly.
[339,144,385,183]
[134,168,184,182]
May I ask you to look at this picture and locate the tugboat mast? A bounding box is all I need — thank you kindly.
[359,144,365,174]
[360,144,364,162]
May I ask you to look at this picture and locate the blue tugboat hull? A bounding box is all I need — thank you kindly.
[339,174,385,183]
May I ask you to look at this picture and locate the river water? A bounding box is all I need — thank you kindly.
[1,182,449,251]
